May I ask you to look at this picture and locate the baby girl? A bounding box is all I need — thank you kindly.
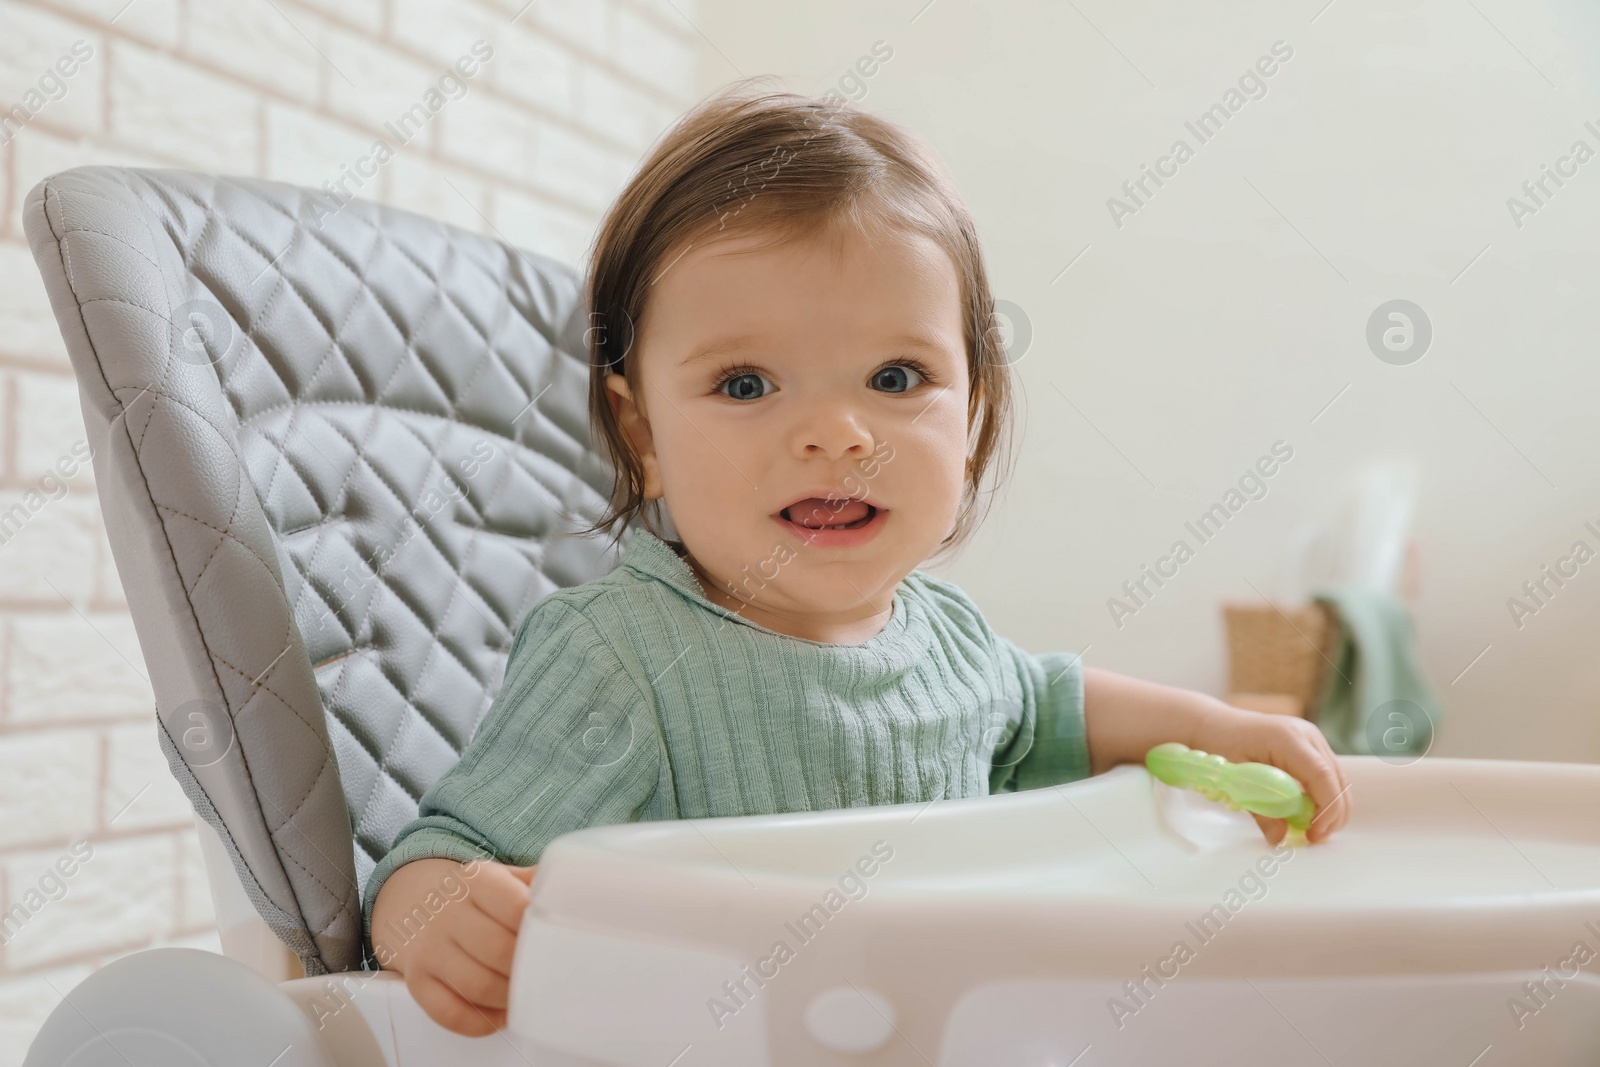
[366,82,1351,1036]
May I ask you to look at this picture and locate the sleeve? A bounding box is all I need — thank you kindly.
[987,635,1091,794]
[360,595,661,944]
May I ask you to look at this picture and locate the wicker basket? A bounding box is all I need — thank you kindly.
[1222,600,1336,719]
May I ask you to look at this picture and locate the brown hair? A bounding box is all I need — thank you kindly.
[579,77,1016,560]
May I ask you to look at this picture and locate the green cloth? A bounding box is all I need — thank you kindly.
[1309,587,1442,758]
[361,529,1090,942]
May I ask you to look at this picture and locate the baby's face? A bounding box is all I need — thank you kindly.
[607,220,971,640]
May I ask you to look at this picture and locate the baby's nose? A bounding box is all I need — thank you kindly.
[793,406,875,460]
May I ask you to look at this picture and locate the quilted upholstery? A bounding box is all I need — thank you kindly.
[22,167,627,975]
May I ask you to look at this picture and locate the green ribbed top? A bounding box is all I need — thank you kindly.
[361,530,1090,942]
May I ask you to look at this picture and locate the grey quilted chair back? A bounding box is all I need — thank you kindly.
[22,167,626,976]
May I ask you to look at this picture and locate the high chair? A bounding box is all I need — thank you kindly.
[21,167,1600,1066]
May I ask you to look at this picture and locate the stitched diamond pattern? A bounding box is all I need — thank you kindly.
[23,166,623,974]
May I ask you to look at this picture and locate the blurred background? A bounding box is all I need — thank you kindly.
[1,0,1597,1057]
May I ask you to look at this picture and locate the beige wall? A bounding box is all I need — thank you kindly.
[0,0,696,1056]
[691,0,1600,760]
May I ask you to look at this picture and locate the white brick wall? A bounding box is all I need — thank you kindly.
[0,0,699,1057]
[0,8,104,138]
[110,43,264,172]
[7,613,148,723]
[0,731,97,850]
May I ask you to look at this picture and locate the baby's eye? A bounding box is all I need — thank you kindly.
[717,371,773,401]
[869,363,925,394]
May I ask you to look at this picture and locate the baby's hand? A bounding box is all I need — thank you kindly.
[1191,706,1352,845]
[370,857,537,1035]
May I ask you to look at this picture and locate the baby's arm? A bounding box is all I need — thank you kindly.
[1080,667,1352,843]
[362,596,661,1034]
[988,637,1350,844]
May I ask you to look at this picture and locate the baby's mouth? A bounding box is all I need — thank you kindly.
[778,497,879,530]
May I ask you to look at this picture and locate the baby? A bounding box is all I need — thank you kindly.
[366,83,1351,1036]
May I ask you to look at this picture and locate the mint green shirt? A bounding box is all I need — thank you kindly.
[361,530,1090,940]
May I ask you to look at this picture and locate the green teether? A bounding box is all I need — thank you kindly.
[1145,742,1316,846]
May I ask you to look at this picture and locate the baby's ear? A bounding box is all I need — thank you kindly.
[605,373,664,500]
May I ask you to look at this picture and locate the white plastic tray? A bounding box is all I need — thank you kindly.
[509,756,1600,1066]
